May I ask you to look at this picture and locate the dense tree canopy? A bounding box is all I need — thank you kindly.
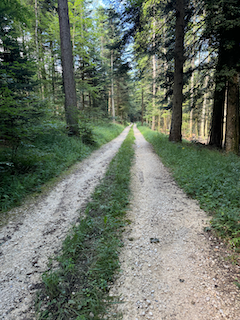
[1,0,240,153]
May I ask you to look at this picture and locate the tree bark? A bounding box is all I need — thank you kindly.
[117,80,120,117]
[111,50,115,122]
[209,43,226,147]
[225,72,239,153]
[169,0,185,142]
[141,86,144,126]
[58,0,79,136]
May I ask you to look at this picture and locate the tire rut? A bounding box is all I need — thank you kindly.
[0,126,130,319]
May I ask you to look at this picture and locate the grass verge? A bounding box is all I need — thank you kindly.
[138,125,240,249]
[35,126,135,320]
[0,123,124,214]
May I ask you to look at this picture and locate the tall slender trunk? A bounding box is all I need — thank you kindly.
[108,89,111,115]
[117,80,120,117]
[35,0,39,58]
[201,77,208,138]
[200,55,210,138]
[50,41,55,100]
[82,59,85,110]
[151,6,156,131]
[58,0,79,135]
[151,53,156,130]
[225,73,239,153]
[72,10,76,52]
[141,86,144,126]
[209,42,226,147]
[158,111,161,132]
[189,55,194,139]
[34,0,41,96]
[169,0,185,142]
[111,50,115,122]
[189,108,193,139]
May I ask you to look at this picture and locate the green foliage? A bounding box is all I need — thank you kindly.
[92,123,125,147]
[36,127,135,319]
[0,0,45,158]
[0,122,124,214]
[138,125,240,248]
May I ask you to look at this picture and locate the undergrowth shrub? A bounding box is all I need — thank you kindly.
[0,122,124,214]
[138,125,240,248]
[36,126,135,319]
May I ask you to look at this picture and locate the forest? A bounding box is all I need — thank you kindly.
[1,0,240,152]
[1,0,240,226]
[1,0,240,318]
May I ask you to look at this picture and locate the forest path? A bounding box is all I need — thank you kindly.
[110,125,240,320]
[0,126,131,320]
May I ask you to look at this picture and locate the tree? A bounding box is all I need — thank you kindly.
[0,0,45,159]
[169,0,185,142]
[58,0,79,135]
[205,0,240,153]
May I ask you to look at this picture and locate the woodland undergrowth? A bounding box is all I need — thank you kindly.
[0,122,124,215]
[138,125,240,250]
[35,126,135,320]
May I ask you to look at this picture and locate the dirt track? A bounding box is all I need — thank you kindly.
[110,126,240,320]
[0,126,130,319]
[0,124,240,320]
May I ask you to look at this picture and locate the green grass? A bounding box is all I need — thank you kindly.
[92,123,125,147]
[0,122,124,215]
[138,125,240,248]
[35,126,135,320]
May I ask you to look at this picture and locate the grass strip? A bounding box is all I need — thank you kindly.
[0,123,124,214]
[36,126,135,320]
[138,125,240,249]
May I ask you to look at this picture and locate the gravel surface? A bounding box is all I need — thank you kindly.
[110,125,240,319]
[0,126,130,320]
[1,124,240,320]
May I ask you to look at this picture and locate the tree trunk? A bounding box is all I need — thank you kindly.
[201,81,208,138]
[209,43,226,148]
[169,0,185,142]
[108,88,111,115]
[151,7,156,131]
[35,0,39,57]
[141,86,144,126]
[225,73,239,153]
[50,41,55,102]
[201,56,210,138]
[111,50,115,122]
[58,0,79,136]
[189,108,193,139]
[117,80,120,117]
[151,53,156,130]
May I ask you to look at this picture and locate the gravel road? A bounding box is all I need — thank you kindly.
[110,125,240,320]
[0,126,130,319]
[0,124,240,320]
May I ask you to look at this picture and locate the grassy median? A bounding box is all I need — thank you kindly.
[36,126,135,320]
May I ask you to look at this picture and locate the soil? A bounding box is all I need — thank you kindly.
[0,126,130,319]
[1,124,240,320]
[109,126,240,320]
